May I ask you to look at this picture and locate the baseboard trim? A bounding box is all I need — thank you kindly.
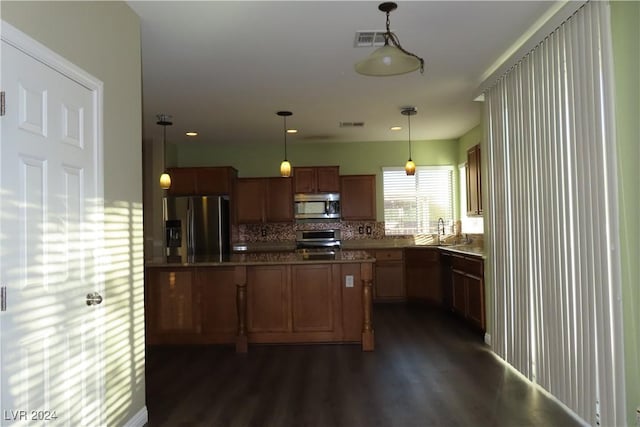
[123,406,148,427]
[484,332,492,346]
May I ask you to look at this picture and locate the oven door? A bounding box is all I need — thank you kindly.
[295,230,341,249]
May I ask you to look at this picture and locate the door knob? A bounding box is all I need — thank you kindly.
[86,292,103,306]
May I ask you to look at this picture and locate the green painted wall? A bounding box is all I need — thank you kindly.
[1,2,145,426]
[173,138,459,220]
[611,1,640,424]
[457,124,483,165]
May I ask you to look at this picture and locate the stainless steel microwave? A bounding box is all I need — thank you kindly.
[294,193,340,220]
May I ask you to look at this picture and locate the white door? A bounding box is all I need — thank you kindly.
[1,25,105,426]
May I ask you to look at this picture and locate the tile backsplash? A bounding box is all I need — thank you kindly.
[236,221,406,243]
[235,221,484,250]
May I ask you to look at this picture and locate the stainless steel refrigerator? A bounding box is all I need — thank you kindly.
[163,195,230,262]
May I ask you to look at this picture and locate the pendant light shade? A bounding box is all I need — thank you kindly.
[159,172,172,190]
[355,2,424,77]
[280,160,292,177]
[401,107,417,176]
[157,114,173,189]
[404,159,416,176]
[356,45,422,77]
[277,111,293,177]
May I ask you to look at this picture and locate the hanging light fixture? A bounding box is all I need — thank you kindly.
[355,2,425,76]
[277,111,293,177]
[157,114,173,189]
[401,107,417,176]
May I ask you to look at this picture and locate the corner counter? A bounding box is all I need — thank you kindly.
[145,251,375,352]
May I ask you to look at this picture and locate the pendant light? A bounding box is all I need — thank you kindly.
[157,114,173,189]
[355,2,425,77]
[277,111,293,177]
[401,107,416,176]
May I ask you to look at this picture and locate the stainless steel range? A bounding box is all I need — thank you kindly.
[295,229,341,260]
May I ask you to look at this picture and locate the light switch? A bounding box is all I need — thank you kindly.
[345,275,354,287]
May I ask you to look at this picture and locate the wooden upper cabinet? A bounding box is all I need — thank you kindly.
[236,177,293,224]
[293,167,316,193]
[265,177,293,222]
[340,175,376,221]
[316,167,340,192]
[166,168,197,195]
[236,178,265,224]
[166,166,237,196]
[196,167,236,195]
[466,144,482,216]
[293,166,339,193]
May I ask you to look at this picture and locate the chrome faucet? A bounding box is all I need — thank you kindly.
[437,217,445,244]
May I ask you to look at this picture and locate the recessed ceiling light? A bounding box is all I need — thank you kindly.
[186,132,198,136]
[286,129,298,134]
[390,126,402,131]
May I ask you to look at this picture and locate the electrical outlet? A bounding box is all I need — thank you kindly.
[358,226,364,234]
[261,228,267,237]
[366,225,372,235]
[345,275,354,288]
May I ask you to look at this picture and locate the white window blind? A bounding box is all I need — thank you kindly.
[484,1,624,425]
[382,166,453,235]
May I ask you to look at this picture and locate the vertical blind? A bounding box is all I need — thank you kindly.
[382,167,454,235]
[484,1,625,425]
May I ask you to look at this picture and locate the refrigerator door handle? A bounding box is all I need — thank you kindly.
[186,201,193,255]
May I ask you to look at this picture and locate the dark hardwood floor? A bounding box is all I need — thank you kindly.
[145,304,583,427]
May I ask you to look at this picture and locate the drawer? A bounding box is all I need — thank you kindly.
[451,254,467,270]
[465,256,483,277]
[374,249,404,261]
[404,247,439,263]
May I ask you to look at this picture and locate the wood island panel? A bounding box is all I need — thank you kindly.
[291,264,335,332]
[247,265,290,333]
[146,267,201,345]
[340,263,363,342]
[197,267,237,341]
[146,251,375,350]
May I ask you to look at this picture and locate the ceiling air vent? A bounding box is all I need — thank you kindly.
[339,122,365,128]
[354,31,387,48]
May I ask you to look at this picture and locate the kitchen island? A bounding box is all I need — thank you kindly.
[145,250,375,352]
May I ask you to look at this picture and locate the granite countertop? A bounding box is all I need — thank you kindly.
[437,245,485,257]
[343,237,485,258]
[146,249,375,267]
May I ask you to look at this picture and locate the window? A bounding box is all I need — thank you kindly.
[382,166,454,235]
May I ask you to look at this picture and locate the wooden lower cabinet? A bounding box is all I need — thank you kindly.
[198,267,238,341]
[440,251,453,309]
[146,261,373,348]
[466,275,484,329]
[146,268,201,344]
[404,248,441,304]
[291,264,338,332]
[371,249,405,301]
[247,264,343,343]
[247,265,290,333]
[449,253,485,332]
[451,270,467,316]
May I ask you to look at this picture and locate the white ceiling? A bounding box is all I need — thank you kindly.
[127,1,555,147]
